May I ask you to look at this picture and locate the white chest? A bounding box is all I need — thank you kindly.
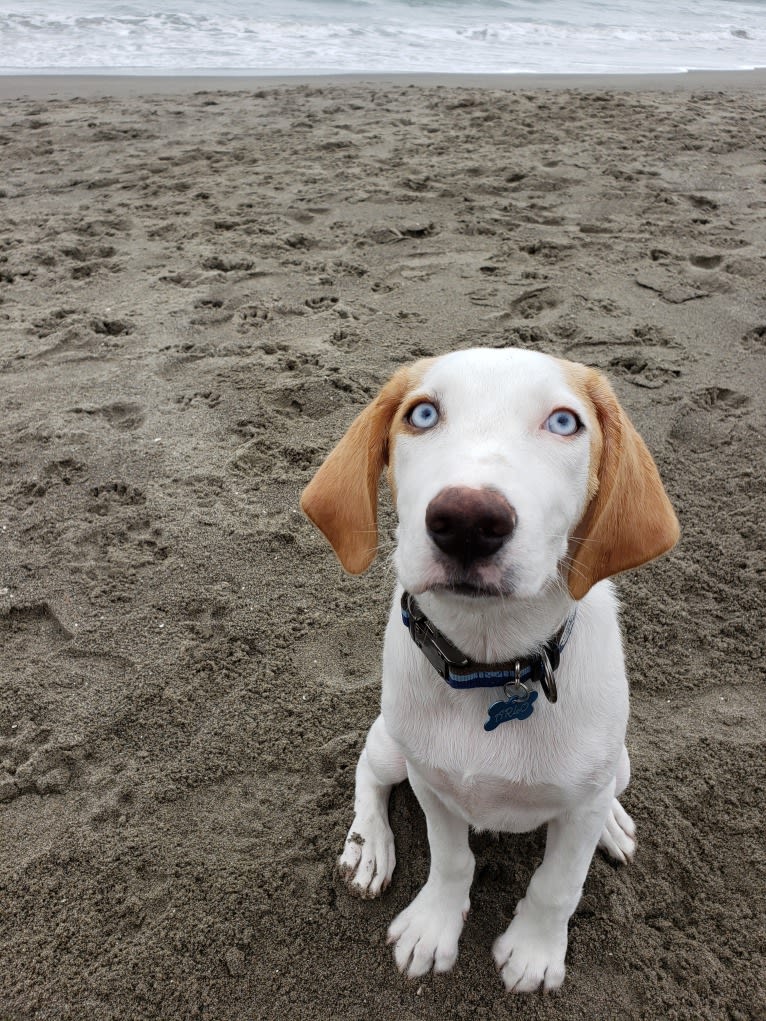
[380,589,629,832]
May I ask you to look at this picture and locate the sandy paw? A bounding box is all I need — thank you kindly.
[338,815,395,899]
[598,798,637,864]
[493,901,567,993]
[387,884,469,978]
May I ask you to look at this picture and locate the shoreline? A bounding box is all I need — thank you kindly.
[1,67,766,100]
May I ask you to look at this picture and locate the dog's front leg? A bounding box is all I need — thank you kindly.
[494,786,614,993]
[387,768,474,978]
[339,714,406,898]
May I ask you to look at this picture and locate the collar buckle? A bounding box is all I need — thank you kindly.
[404,592,470,679]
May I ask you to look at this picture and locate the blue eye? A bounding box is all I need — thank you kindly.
[408,402,439,430]
[544,409,582,436]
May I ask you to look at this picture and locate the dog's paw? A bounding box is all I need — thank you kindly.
[598,797,636,864]
[387,883,469,978]
[338,814,395,899]
[493,898,567,993]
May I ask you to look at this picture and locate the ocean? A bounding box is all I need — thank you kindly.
[0,0,764,76]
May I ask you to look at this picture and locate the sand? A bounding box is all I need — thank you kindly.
[0,73,764,1021]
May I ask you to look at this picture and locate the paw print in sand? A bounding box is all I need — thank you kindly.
[0,720,82,802]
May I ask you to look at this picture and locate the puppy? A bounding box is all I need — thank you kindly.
[301,347,679,992]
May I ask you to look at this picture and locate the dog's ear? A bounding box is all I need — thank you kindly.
[568,371,679,600]
[300,365,418,574]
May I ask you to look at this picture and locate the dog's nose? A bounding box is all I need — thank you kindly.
[426,487,516,565]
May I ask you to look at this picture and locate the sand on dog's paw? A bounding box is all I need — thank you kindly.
[339,818,395,899]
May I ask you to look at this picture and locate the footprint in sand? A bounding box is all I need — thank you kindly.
[509,286,561,319]
[669,387,752,451]
[89,317,134,337]
[31,308,79,339]
[688,254,723,270]
[266,378,351,420]
[201,255,255,273]
[304,295,339,313]
[175,390,222,410]
[31,314,132,361]
[0,605,83,802]
[0,719,76,802]
[742,325,766,351]
[44,457,86,484]
[329,326,363,352]
[608,353,682,390]
[59,242,118,280]
[1,601,73,646]
[87,482,146,513]
[69,401,145,431]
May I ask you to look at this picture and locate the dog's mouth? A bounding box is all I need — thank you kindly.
[428,580,510,599]
[405,551,516,600]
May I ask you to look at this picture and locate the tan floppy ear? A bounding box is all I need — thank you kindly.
[300,365,419,574]
[568,370,680,600]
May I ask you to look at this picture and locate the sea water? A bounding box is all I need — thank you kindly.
[0,0,764,76]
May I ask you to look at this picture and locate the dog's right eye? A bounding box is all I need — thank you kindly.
[408,402,440,430]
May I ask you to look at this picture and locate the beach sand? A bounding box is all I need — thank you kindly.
[1,74,764,1021]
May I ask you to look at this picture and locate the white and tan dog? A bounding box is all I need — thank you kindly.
[301,347,679,992]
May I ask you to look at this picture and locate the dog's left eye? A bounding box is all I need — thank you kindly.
[408,402,440,430]
[544,409,582,436]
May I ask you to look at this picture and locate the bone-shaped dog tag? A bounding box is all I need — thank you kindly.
[484,689,538,731]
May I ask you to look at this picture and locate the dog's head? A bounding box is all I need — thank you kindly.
[301,348,679,601]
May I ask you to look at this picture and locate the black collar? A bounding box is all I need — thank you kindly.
[400,591,576,704]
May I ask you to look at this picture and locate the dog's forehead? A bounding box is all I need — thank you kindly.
[418,348,573,411]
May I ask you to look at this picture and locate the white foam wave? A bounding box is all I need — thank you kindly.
[0,1,764,75]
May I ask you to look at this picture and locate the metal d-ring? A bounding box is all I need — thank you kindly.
[539,648,558,704]
[503,661,530,701]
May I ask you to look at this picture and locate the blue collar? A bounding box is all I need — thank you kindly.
[401,591,575,704]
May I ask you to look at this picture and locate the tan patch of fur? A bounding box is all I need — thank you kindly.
[300,359,433,573]
[560,358,680,599]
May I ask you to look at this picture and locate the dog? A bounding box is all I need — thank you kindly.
[300,347,679,992]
